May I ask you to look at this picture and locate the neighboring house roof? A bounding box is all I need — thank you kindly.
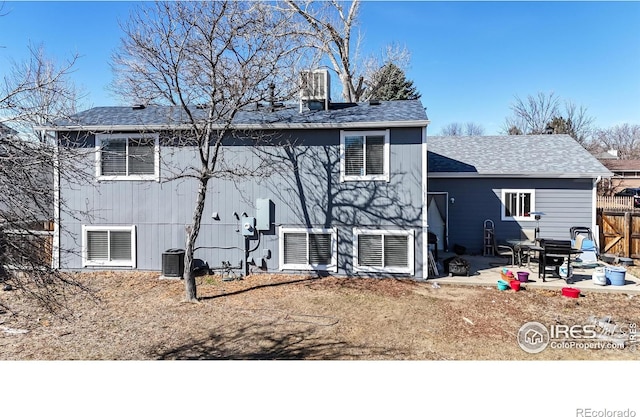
[0,122,17,137]
[599,159,640,173]
[428,135,612,178]
[47,100,429,131]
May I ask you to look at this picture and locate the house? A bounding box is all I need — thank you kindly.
[44,80,611,279]
[1,122,55,269]
[427,135,612,254]
[47,94,432,278]
[598,159,640,192]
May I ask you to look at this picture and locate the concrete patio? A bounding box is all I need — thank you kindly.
[426,255,640,295]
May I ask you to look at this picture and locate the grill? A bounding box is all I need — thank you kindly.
[444,256,471,276]
[539,239,575,283]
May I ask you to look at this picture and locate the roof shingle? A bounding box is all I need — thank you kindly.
[428,135,612,178]
[53,100,428,128]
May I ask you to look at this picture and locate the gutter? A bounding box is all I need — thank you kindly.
[427,172,614,179]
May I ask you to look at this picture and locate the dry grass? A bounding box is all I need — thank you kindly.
[1,271,639,360]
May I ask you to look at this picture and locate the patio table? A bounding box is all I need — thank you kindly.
[506,239,542,267]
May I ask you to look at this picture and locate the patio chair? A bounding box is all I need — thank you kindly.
[492,235,515,266]
[517,228,537,266]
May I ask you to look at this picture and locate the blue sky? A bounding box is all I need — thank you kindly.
[1,1,639,135]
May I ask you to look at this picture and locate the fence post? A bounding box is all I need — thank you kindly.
[624,211,632,258]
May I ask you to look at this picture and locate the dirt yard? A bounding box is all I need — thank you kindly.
[1,271,639,360]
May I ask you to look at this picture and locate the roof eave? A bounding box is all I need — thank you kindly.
[427,172,613,179]
[38,119,431,132]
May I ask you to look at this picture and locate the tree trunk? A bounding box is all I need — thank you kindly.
[183,176,209,302]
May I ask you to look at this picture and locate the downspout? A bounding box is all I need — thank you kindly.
[52,130,60,270]
[421,125,428,279]
[593,176,602,247]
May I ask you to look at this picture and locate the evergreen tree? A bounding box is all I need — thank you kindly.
[367,62,421,101]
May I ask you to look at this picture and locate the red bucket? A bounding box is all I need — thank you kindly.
[510,280,521,291]
[561,287,580,298]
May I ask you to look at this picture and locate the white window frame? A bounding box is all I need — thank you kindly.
[352,228,415,275]
[279,227,338,272]
[340,130,390,182]
[96,133,160,181]
[501,189,536,221]
[82,225,137,267]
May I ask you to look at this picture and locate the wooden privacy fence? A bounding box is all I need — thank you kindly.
[597,210,640,258]
[596,195,639,212]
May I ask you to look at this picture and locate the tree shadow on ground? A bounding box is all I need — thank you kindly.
[149,323,407,360]
[198,276,322,301]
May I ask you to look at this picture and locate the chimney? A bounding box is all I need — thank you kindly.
[299,69,330,112]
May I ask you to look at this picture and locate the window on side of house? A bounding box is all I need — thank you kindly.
[96,133,159,180]
[501,189,535,220]
[340,130,390,182]
[353,228,414,275]
[279,227,337,272]
[82,225,137,267]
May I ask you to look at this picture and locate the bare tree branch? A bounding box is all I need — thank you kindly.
[112,1,299,302]
[1,43,92,314]
[284,0,364,102]
[440,122,484,136]
[591,124,640,159]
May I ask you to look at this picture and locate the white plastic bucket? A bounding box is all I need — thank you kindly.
[593,267,607,286]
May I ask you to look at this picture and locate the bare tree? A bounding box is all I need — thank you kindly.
[284,0,364,102]
[502,92,594,145]
[2,44,82,142]
[1,44,89,314]
[112,1,298,302]
[563,101,595,145]
[503,92,560,135]
[591,124,640,160]
[440,122,485,136]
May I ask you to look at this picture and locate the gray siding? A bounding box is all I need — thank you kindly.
[58,127,425,277]
[428,177,594,254]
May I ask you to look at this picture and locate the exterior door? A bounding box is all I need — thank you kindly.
[427,192,448,251]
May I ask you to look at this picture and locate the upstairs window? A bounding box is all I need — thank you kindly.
[96,133,159,180]
[353,228,414,275]
[82,225,136,267]
[501,189,535,220]
[279,227,337,272]
[340,130,390,182]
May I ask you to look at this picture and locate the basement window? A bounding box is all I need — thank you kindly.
[353,228,414,275]
[340,130,390,182]
[82,225,137,267]
[279,227,337,272]
[96,133,159,181]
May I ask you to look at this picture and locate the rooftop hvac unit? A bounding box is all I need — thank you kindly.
[162,248,185,278]
[300,69,330,111]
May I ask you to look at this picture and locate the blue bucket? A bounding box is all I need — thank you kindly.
[605,266,627,286]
